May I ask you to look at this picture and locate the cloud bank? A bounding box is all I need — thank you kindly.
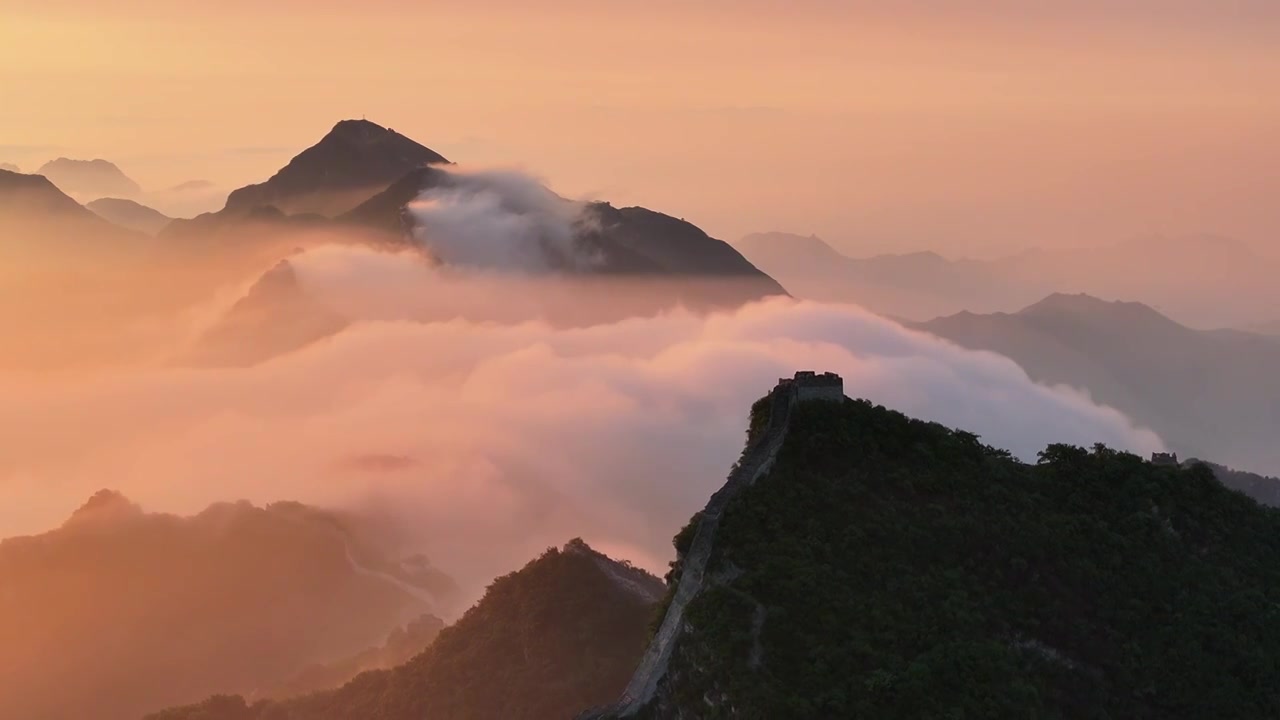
[407,168,601,272]
[0,245,1163,604]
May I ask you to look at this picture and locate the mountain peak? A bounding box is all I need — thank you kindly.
[37,157,142,197]
[1020,292,1164,320]
[738,231,847,263]
[222,119,449,216]
[64,489,142,527]
[327,118,398,138]
[1015,294,1192,336]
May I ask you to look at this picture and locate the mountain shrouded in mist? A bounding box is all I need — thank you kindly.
[737,231,1280,329]
[0,168,118,224]
[0,162,17,172]
[162,119,783,308]
[915,293,1280,476]
[736,230,1026,321]
[148,539,662,720]
[0,493,457,720]
[36,157,142,198]
[588,386,1280,719]
[180,257,351,367]
[87,197,173,235]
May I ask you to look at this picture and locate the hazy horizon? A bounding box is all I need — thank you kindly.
[4,1,1278,256]
[5,5,1280,718]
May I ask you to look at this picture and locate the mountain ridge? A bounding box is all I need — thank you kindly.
[37,157,141,197]
[86,197,172,234]
[915,293,1280,476]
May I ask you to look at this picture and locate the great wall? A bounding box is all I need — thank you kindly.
[583,371,844,718]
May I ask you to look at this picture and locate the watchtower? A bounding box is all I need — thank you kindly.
[778,370,844,403]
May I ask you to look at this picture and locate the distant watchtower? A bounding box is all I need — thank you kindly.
[1151,452,1180,467]
[778,370,844,403]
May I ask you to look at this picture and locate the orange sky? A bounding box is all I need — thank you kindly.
[2,1,1278,255]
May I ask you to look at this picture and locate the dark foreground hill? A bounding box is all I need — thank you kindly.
[0,493,455,720]
[591,390,1280,719]
[148,539,662,720]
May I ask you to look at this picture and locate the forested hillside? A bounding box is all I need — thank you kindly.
[148,540,661,720]
[607,397,1280,719]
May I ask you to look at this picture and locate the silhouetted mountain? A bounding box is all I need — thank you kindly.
[179,258,349,367]
[87,197,172,234]
[0,168,108,222]
[222,119,448,217]
[37,157,141,197]
[147,539,662,720]
[590,384,1280,718]
[915,293,1280,475]
[0,170,169,371]
[737,231,1029,320]
[585,204,779,280]
[341,169,786,303]
[0,162,17,173]
[336,165,450,236]
[162,121,782,307]
[0,493,457,720]
[738,231,1280,328]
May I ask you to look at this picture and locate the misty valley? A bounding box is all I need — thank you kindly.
[5,10,1280,717]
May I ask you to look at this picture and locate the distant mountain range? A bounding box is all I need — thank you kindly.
[914,293,1280,476]
[0,162,17,173]
[37,157,142,197]
[164,120,784,304]
[0,123,785,371]
[1185,459,1280,508]
[86,197,172,234]
[737,231,1280,329]
[0,492,457,720]
[148,539,662,720]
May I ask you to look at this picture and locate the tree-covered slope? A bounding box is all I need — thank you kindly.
[147,539,662,720]
[621,398,1280,719]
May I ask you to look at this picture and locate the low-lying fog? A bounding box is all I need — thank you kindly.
[0,234,1163,602]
